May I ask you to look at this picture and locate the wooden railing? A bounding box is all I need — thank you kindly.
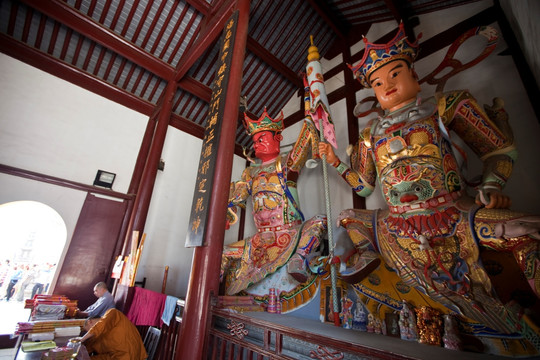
[147,303,494,360]
[206,309,415,360]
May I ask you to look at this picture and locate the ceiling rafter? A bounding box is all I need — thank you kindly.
[0,32,154,115]
[185,0,211,16]
[173,0,237,82]
[246,36,302,89]
[16,0,229,114]
[308,0,347,40]
[1,0,494,154]
[19,0,175,79]
[383,0,416,41]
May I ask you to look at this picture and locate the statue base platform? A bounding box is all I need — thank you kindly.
[210,309,539,359]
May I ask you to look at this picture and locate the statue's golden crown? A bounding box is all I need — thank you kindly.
[349,23,421,88]
[243,108,284,136]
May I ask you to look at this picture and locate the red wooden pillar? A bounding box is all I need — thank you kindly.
[176,0,250,358]
[117,116,157,255]
[133,84,175,232]
[127,82,176,244]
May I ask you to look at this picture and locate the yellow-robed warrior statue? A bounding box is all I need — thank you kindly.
[319,23,540,352]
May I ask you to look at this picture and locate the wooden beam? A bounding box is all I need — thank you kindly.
[0,163,132,200]
[174,0,237,81]
[170,113,205,138]
[177,0,250,357]
[308,0,347,40]
[283,109,306,129]
[19,0,175,79]
[416,6,497,60]
[0,33,154,116]
[246,36,303,89]
[324,23,370,60]
[178,76,212,102]
[343,45,365,210]
[185,0,211,16]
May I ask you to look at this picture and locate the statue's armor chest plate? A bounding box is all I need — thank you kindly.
[250,164,285,227]
[369,100,462,207]
[249,160,299,228]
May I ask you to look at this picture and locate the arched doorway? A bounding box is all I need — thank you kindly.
[0,200,67,336]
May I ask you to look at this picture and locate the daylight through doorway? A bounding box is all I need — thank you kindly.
[0,201,67,335]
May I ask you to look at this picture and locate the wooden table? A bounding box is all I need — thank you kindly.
[15,336,90,359]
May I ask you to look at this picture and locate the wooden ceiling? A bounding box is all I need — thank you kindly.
[0,0,487,153]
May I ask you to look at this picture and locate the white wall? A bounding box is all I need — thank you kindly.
[0,53,148,292]
[0,52,247,298]
[0,55,146,193]
[1,0,539,301]
[137,126,246,295]
[500,0,540,89]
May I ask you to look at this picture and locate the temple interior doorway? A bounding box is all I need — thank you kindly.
[0,200,67,336]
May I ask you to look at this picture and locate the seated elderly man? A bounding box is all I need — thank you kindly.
[77,308,147,360]
[77,282,115,318]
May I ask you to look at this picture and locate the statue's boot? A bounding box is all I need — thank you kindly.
[335,208,381,284]
[287,215,328,283]
[338,249,381,284]
[495,215,540,240]
[287,253,309,283]
[475,210,540,299]
[493,215,540,298]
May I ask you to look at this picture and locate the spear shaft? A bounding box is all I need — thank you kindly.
[307,36,340,326]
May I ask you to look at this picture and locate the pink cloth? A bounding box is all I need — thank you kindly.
[126,287,166,327]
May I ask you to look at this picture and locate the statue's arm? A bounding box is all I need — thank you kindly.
[227,169,252,226]
[319,127,376,197]
[287,119,321,172]
[443,91,516,208]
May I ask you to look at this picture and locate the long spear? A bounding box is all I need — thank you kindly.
[306,36,340,326]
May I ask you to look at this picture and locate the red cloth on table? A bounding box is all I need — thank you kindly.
[126,287,166,327]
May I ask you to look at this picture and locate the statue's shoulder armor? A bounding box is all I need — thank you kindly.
[243,165,258,181]
[437,90,474,126]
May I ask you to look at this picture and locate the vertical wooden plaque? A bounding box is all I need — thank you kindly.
[185,11,239,247]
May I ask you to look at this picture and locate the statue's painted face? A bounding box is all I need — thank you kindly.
[253,130,281,162]
[369,59,421,112]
